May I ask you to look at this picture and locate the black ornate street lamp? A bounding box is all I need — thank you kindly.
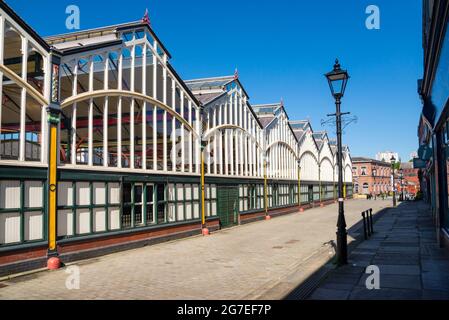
[399,169,404,201]
[372,168,377,200]
[390,156,397,207]
[325,59,350,266]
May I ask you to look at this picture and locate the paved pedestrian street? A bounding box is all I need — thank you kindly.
[0,200,389,300]
[308,201,449,300]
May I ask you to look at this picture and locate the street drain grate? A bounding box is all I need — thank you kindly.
[284,266,332,300]
[272,246,283,249]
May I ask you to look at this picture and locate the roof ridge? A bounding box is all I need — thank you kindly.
[184,75,234,83]
[289,120,309,123]
[252,104,282,109]
[44,20,142,41]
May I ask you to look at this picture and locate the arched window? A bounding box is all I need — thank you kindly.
[362,183,369,194]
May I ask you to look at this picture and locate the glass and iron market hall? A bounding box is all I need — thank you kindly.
[0,2,353,275]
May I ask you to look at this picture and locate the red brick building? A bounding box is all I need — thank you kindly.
[397,162,420,197]
[352,157,392,195]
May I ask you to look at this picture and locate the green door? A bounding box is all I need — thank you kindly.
[217,185,239,228]
[308,185,313,204]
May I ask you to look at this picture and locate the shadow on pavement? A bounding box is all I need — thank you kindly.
[283,201,435,300]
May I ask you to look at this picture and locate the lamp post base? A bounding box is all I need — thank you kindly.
[336,229,348,266]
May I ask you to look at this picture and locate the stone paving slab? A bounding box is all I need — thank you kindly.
[378,246,420,254]
[350,250,377,257]
[349,286,422,300]
[333,265,365,275]
[318,281,355,291]
[381,241,420,247]
[422,280,449,292]
[321,273,361,285]
[307,201,449,300]
[421,259,449,272]
[371,259,419,266]
[309,287,351,300]
[376,264,421,275]
[422,289,449,300]
[356,242,382,250]
[348,261,372,268]
[358,274,422,290]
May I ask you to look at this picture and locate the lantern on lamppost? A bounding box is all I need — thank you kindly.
[325,59,350,266]
[390,156,397,207]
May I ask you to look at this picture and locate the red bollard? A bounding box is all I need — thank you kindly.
[202,228,210,236]
[47,257,61,270]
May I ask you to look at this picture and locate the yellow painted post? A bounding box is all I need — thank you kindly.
[48,122,58,252]
[320,177,323,203]
[334,178,337,200]
[319,165,322,205]
[264,158,269,219]
[46,56,62,266]
[333,168,336,200]
[297,162,301,209]
[344,184,347,199]
[201,145,206,228]
[200,105,209,235]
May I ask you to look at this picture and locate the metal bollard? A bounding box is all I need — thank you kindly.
[366,210,372,237]
[369,208,374,235]
[361,211,368,240]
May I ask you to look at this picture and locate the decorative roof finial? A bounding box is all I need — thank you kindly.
[142,8,151,25]
[280,97,284,107]
[234,68,239,80]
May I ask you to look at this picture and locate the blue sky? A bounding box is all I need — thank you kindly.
[6,0,423,161]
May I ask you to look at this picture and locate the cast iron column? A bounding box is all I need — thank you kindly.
[335,95,347,266]
[392,164,396,207]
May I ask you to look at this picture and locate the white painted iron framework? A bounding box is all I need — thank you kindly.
[0,2,353,258]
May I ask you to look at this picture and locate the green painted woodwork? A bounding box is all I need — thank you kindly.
[217,185,239,228]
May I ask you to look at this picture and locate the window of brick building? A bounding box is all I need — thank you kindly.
[361,167,367,176]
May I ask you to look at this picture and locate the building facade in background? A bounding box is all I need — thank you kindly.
[417,0,449,250]
[375,151,399,163]
[0,2,353,275]
[352,157,392,195]
[398,162,420,197]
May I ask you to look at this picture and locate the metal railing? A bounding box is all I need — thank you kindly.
[361,208,374,240]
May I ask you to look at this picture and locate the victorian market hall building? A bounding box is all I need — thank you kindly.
[0,2,353,275]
